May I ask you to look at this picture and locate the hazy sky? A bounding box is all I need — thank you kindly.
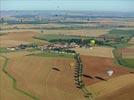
[1,0,134,12]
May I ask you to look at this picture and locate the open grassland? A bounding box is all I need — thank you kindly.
[81,55,130,85]
[73,46,114,58]
[1,51,84,100]
[0,31,46,47]
[89,74,134,100]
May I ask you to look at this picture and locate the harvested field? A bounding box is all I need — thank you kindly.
[81,55,130,85]
[89,74,134,100]
[73,46,114,58]
[0,31,45,47]
[0,29,109,37]
[0,56,33,100]
[2,51,84,100]
[42,29,109,37]
[0,24,65,30]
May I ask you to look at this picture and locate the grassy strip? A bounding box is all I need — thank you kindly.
[0,55,39,100]
[29,51,74,58]
[0,47,9,53]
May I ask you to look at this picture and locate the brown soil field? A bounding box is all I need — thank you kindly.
[0,31,46,47]
[89,74,134,100]
[81,55,130,85]
[2,51,85,100]
[73,46,114,58]
[0,56,33,100]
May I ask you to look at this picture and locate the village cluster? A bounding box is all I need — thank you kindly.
[6,41,91,51]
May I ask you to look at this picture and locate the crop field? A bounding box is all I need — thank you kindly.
[89,74,134,100]
[0,31,45,47]
[100,20,134,28]
[73,46,114,58]
[0,55,33,100]
[0,24,65,30]
[109,29,134,36]
[0,27,109,37]
[80,55,130,85]
[0,51,85,100]
[40,29,109,37]
[34,29,109,42]
[35,34,82,41]
[120,48,134,68]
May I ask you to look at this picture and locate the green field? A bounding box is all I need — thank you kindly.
[29,51,75,58]
[34,34,84,41]
[109,29,134,36]
[121,59,134,68]
[104,29,134,48]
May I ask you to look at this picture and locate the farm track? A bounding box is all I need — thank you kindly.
[0,55,39,100]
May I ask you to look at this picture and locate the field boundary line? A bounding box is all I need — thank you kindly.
[74,53,93,100]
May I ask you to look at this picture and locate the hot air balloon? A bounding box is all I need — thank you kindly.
[107,69,114,77]
[90,40,96,46]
